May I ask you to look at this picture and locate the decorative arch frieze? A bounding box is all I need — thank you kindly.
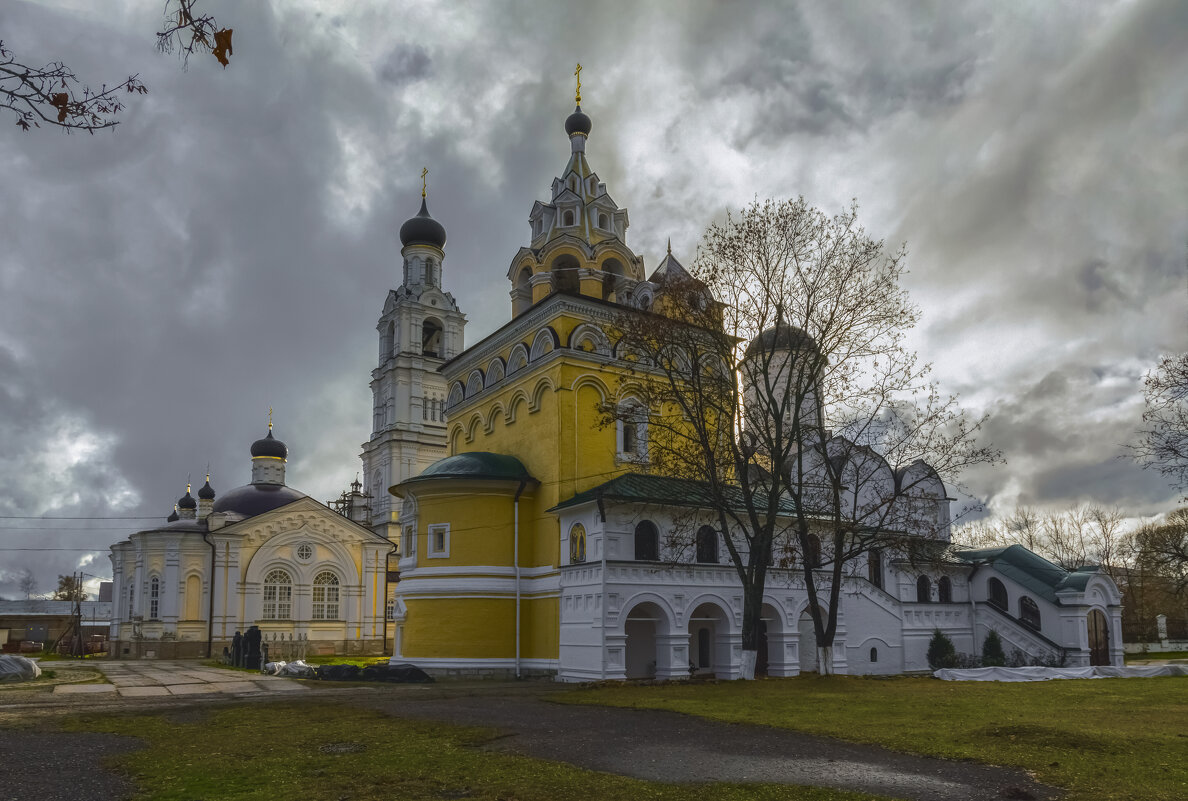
[465,369,485,398]
[530,327,560,361]
[484,357,506,387]
[568,323,612,356]
[506,343,529,375]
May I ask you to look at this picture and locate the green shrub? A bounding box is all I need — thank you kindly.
[982,630,1006,667]
[927,628,957,670]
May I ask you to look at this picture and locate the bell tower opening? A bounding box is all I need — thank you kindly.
[422,318,444,358]
[550,255,581,296]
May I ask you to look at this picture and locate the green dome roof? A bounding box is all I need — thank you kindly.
[410,452,534,484]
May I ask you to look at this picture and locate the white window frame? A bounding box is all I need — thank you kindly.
[428,523,450,558]
[148,576,160,620]
[262,569,293,620]
[401,525,417,560]
[312,571,340,620]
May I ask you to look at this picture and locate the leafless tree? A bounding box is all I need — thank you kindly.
[607,197,998,677]
[0,39,146,132]
[1132,352,1188,499]
[956,504,1130,577]
[156,0,234,69]
[18,568,36,600]
[1134,507,1188,595]
[2,1,231,134]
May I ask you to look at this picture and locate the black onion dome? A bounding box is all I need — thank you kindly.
[166,508,180,522]
[744,325,819,359]
[177,490,197,510]
[251,429,288,459]
[399,198,447,249]
[198,477,215,500]
[211,483,307,517]
[565,104,592,137]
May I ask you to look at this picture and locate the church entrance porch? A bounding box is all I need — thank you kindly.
[687,601,731,679]
[1088,609,1111,666]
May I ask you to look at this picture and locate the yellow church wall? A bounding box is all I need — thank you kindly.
[413,486,521,566]
[521,594,559,660]
[402,597,515,658]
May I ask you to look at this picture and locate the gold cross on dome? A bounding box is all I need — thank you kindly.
[574,63,582,104]
[421,167,428,198]
[268,406,273,430]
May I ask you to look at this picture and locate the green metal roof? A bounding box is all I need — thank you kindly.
[405,452,535,485]
[953,544,1098,604]
[550,472,797,515]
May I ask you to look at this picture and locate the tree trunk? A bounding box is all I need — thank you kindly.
[817,646,834,675]
[740,648,757,680]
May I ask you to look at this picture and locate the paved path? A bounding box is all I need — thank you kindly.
[378,692,1061,801]
[53,660,310,698]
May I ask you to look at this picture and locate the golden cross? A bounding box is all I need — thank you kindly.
[421,167,428,198]
[268,406,273,430]
[575,63,582,104]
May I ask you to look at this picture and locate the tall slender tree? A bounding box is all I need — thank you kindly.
[609,197,998,677]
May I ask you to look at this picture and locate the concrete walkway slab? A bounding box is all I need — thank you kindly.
[166,684,217,696]
[54,684,117,695]
[118,686,171,697]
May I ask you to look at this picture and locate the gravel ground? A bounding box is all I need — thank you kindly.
[0,729,140,801]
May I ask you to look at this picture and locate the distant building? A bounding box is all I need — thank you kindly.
[0,599,112,652]
[107,429,392,659]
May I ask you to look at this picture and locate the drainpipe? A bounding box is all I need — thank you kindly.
[967,562,980,651]
[514,479,527,679]
[202,531,217,659]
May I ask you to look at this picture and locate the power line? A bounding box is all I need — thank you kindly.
[0,515,163,520]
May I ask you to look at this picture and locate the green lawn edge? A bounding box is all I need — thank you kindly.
[62,701,893,801]
[556,675,1188,801]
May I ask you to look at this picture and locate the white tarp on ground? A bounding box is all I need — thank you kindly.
[934,665,1188,681]
[0,654,42,682]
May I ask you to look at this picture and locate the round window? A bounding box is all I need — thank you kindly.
[296,543,313,561]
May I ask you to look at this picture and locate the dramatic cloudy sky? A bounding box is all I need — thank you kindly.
[1,0,1185,598]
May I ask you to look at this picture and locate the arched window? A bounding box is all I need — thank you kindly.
[697,627,711,668]
[635,520,659,561]
[938,576,953,603]
[385,597,396,621]
[127,583,134,618]
[988,577,1008,611]
[805,534,821,569]
[381,321,394,361]
[563,209,575,226]
[513,266,533,315]
[599,213,609,229]
[550,255,580,295]
[870,646,878,663]
[263,569,293,619]
[312,572,340,620]
[569,523,587,564]
[149,576,160,620]
[1019,596,1041,630]
[916,575,932,603]
[695,526,718,564]
[868,549,883,589]
[422,318,443,358]
[617,398,647,460]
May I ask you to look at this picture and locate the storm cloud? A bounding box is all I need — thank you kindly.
[1,0,1185,597]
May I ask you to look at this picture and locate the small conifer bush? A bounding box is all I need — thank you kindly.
[927,628,957,670]
[982,629,1006,667]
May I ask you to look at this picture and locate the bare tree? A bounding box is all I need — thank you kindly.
[1133,352,1188,499]
[955,504,1130,576]
[18,568,36,600]
[608,197,998,677]
[0,39,146,132]
[2,1,231,134]
[1134,507,1188,595]
[156,0,234,69]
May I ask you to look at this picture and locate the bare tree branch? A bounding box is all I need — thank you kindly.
[0,39,145,133]
[156,0,233,69]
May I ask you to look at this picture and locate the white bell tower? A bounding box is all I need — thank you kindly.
[361,179,466,539]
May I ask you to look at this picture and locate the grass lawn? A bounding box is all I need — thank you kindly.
[1125,650,1188,661]
[561,675,1188,801]
[65,702,887,801]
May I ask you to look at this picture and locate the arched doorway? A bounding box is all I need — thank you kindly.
[1088,609,1110,666]
[687,602,729,677]
[625,602,665,679]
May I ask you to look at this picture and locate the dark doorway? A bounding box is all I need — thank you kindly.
[1088,609,1110,666]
